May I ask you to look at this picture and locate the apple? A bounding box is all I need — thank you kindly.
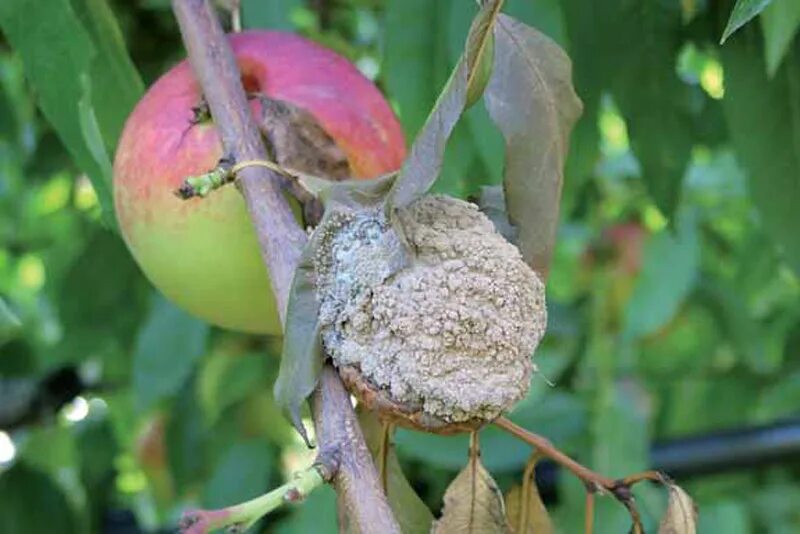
[114,31,406,334]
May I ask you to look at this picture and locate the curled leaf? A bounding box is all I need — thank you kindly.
[388,0,504,209]
[432,443,510,534]
[274,236,324,445]
[473,185,519,245]
[484,15,582,277]
[658,483,697,534]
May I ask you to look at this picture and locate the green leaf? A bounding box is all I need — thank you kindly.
[432,444,510,533]
[0,462,78,534]
[198,351,266,426]
[721,0,774,44]
[358,409,434,534]
[203,439,273,509]
[274,239,324,441]
[241,0,301,31]
[484,15,582,276]
[761,0,800,77]
[166,379,208,492]
[0,0,142,227]
[275,485,338,534]
[623,211,699,339]
[0,297,21,344]
[388,0,504,209]
[133,293,210,412]
[610,2,693,219]
[722,32,800,275]
[384,0,453,140]
[55,230,149,370]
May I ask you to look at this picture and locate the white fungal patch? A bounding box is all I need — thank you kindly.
[316,195,547,422]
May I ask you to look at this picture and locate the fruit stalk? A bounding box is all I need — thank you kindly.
[170,1,399,532]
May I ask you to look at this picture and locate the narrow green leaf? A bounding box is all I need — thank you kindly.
[388,0,504,209]
[133,293,210,412]
[0,0,142,227]
[623,211,699,339]
[610,2,693,219]
[484,14,582,276]
[384,0,453,140]
[760,0,800,77]
[721,0,774,44]
[203,439,273,509]
[0,297,21,344]
[0,462,78,534]
[241,0,301,30]
[722,33,800,275]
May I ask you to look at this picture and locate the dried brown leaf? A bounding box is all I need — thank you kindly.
[432,453,511,534]
[484,14,583,277]
[505,483,553,534]
[658,483,697,534]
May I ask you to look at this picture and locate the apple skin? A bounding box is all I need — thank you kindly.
[114,31,406,335]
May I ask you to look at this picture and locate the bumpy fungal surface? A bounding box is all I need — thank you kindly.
[316,195,547,422]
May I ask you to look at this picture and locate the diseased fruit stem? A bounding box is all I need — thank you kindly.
[170,2,399,533]
[179,465,325,534]
[494,416,662,534]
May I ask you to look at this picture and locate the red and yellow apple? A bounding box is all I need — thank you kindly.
[114,31,406,334]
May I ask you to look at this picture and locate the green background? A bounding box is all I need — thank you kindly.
[1,0,799,532]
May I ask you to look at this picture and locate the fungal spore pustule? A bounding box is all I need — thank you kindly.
[316,195,547,423]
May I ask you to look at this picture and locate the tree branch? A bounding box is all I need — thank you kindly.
[170,2,398,532]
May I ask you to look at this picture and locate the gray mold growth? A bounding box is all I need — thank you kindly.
[315,195,547,422]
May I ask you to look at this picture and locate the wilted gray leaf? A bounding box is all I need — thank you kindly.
[388,0,503,209]
[484,15,582,276]
[658,483,697,534]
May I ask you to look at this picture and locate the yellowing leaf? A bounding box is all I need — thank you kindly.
[505,484,553,534]
[658,484,697,534]
[432,452,510,534]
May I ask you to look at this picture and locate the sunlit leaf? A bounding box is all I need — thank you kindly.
[432,444,510,534]
[761,0,800,77]
[721,0,774,44]
[484,14,582,276]
[358,409,434,534]
[658,483,697,534]
[722,32,800,275]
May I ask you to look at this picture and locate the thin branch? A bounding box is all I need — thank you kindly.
[170,2,398,532]
[172,0,306,321]
[495,416,658,534]
[180,464,325,533]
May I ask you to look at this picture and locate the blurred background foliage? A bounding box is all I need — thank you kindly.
[1,0,799,532]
